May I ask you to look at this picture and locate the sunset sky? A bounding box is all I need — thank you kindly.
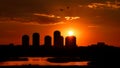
[0,0,120,47]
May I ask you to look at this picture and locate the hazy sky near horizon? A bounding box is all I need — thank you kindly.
[0,0,120,47]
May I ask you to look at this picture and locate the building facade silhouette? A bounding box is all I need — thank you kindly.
[54,31,64,48]
[54,31,60,47]
[59,36,64,47]
[44,35,52,47]
[22,35,29,47]
[32,33,40,47]
[65,36,76,48]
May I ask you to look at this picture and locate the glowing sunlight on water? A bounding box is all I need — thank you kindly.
[0,57,88,66]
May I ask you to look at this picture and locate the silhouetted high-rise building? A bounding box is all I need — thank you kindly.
[65,36,77,48]
[59,36,64,47]
[44,35,52,47]
[22,35,29,47]
[54,30,60,47]
[53,31,64,48]
[32,33,40,47]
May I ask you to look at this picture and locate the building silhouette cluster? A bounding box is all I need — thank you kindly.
[22,30,76,48]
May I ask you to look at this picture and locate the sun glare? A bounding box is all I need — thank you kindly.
[68,31,74,36]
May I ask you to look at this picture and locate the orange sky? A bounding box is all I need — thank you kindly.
[0,0,120,47]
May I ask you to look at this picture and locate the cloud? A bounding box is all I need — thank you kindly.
[0,15,62,25]
[65,16,80,20]
[87,1,120,9]
[0,0,120,26]
[0,13,80,25]
[33,13,61,19]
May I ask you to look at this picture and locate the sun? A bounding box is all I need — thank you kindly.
[68,31,74,36]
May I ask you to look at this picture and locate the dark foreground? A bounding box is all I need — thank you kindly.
[0,65,118,68]
[0,66,97,68]
[0,43,120,68]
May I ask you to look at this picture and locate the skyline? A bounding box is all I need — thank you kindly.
[0,0,120,46]
[0,30,115,47]
[21,30,77,47]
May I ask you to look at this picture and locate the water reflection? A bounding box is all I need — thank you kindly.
[0,57,88,66]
